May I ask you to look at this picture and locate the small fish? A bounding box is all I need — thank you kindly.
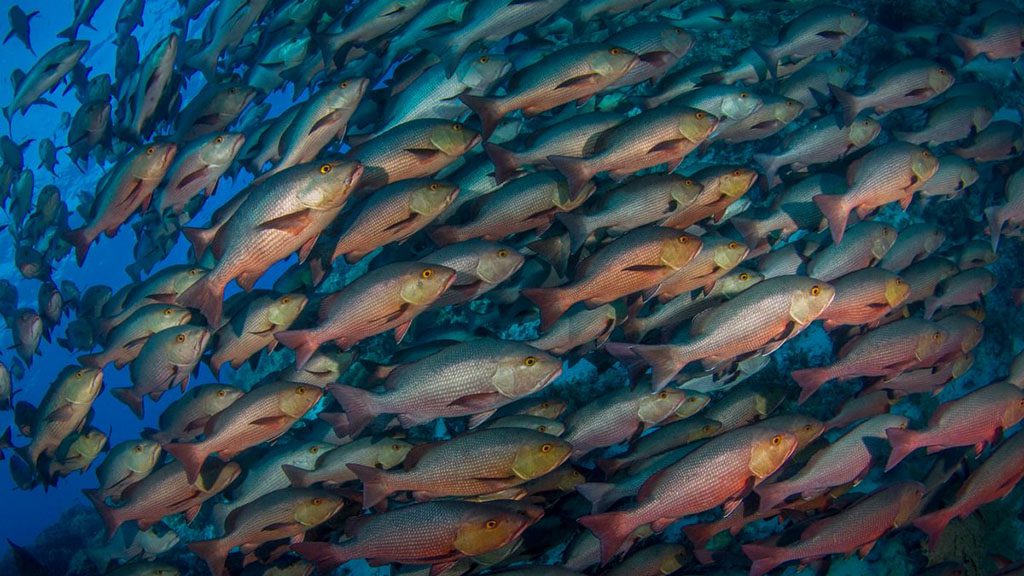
[952,9,1024,62]
[830,59,954,125]
[754,5,867,79]
[112,325,210,418]
[89,439,163,502]
[4,6,38,54]
[5,40,89,121]
[148,384,244,445]
[818,268,910,330]
[806,221,897,281]
[284,436,412,488]
[156,132,245,215]
[21,365,104,469]
[209,292,307,374]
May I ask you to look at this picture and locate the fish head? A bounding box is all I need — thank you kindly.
[457,53,512,90]
[638,388,688,424]
[915,327,948,361]
[674,391,710,419]
[493,349,562,398]
[669,176,704,208]
[76,429,109,458]
[298,160,365,209]
[523,398,567,420]
[911,149,940,183]
[219,83,258,115]
[829,63,853,87]
[893,481,927,527]
[531,418,565,436]
[400,264,458,305]
[374,438,414,469]
[714,239,749,270]
[132,143,178,180]
[928,65,955,94]
[871,225,899,259]
[721,90,762,120]
[660,232,702,270]
[790,280,836,325]
[511,436,572,480]
[454,509,530,556]
[749,430,798,479]
[126,440,163,473]
[268,293,309,326]
[164,326,210,364]
[278,384,324,419]
[592,45,640,79]
[839,8,869,37]
[326,77,369,110]
[409,180,459,217]
[201,133,246,167]
[848,117,882,147]
[691,418,724,442]
[64,366,104,403]
[197,461,243,493]
[677,108,719,142]
[430,121,481,156]
[957,163,980,190]
[885,276,911,308]
[659,26,694,57]
[972,106,994,131]
[783,416,825,450]
[654,545,689,575]
[952,353,975,378]
[718,268,763,297]
[774,97,804,122]
[475,244,524,285]
[923,227,946,253]
[201,385,244,416]
[294,491,346,527]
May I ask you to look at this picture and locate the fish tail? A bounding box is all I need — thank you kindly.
[417,35,464,77]
[682,521,720,549]
[347,463,394,509]
[813,193,850,245]
[913,508,956,546]
[484,142,520,184]
[83,488,123,540]
[188,539,229,576]
[427,225,464,247]
[182,225,216,259]
[730,216,763,249]
[185,48,218,81]
[275,329,320,369]
[328,383,379,437]
[754,481,789,514]
[162,441,208,484]
[792,367,833,404]
[547,155,596,201]
[56,25,77,40]
[629,344,691,392]
[751,44,778,81]
[178,275,225,327]
[318,411,350,437]
[459,93,504,141]
[828,83,861,126]
[577,511,636,565]
[595,457,624,477]
[923,296,940,320]
[985,206,1005,252]
[291,542,350,574]
[77,350,108,369]
[282,464,313,488]
[741,543,788,576]
[576,482,619,514]
[64,227,92,266]
[210,502,233,531]
[952,34,979,61]
[884,427,920,471]
[556,212,593,254]
[521,287,573,331]
[111,387,145,418]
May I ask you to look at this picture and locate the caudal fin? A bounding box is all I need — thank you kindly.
[275,330,320,369]
[77,350,109,369]
[417,35,465,78]
[521,287,573,331]
[484,142,520,184]
[328,384,379,437]
[577,511,636,565]
[682,521,721,549]
[923,296,940,320]
[83,488,123,540]
[829,84,862,126]
[556,212,593,254]
[347,463,394,509]
[884,427,920,471]
[188,539,229,576]
[111,387,145,419]
[752,153,781,186]
[913,508,956,547]
[952,34,980,61]
[291,542,350,574]
[282,464,314,488]
[741,543,788,576]
[576,482,620,514]
[630,344,691,392]
[547,155,596,201]
[427,225,464,247]
[986,206,1005,252]
[754,482,790,514]
[791,367,833,404]
[182,226,217,259]
[177,276,224,327]
[162,441,209,484]
[730,216,765,249]
[813,194,850,244]
[64,228,92,266]
[459,93,504,141]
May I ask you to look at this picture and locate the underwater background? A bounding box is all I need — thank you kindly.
[0,0,1023,575]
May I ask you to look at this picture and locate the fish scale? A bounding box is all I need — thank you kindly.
[807,222,896,281]
[820,268,907,329]
[347,119,479,192]
[210,293,306,373]
[880,223,945,271]
[153,384,243,444]
[756,414,908,512]
[895,95,994,146]
[565,388,687,459]
[657,237,748,300]
[487,112,624,180]
[287,437,411,487]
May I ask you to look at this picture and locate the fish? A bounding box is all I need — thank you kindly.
[4,6,38,54]
[162,382,323,483]
[753,4,868,78]
[147,384,244,445]
[175,81,257,142]
[45,426,108,484]
[155,132,245,215]
[753,116,881,184]
[284,436,413,488]
[89,439,163,502]
[817,267,910,330]
[893,94,994,146]
[527,303,620,356]
[564,387,692,460]
[923,267,997,319]
[952,9,1024,61]
[20,365,103,470]
[806,221,898,281]
[330,339,562,435]
[986,165,1024,251]
[80,304,192,369]
[209,292,307,374]
[5,40,89,121]
[610,276,835,390]
[112,325,210,418]
[880,223,946,272]
[830,58,955,125]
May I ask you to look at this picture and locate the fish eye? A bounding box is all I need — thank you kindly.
[739,273,750,281]
[658,391,668,399]
[310,446,320,454]
[296,386,306,395]
[933,331,942,340]
[281,296,291,304]
[771,435,782,445]
[695,111,705,119]
[938,68,947,75]
[429,183,439,190]
[541,402,550,408]
[485,520,498,529]
[739,92,748,99]
[452,123,463,131]
[810,285,822,296]
[215,136,224,144]
[609,47,621,55]
[732,169,742,176]
[479,56,489,63]
[677,236,689,243]
[190,269,200,275]
[230,87,238,94]
[687,396,697,403]
[497,248,509,258]
[392,443,401,450]
[134,445,143,453]
[146,146,155,155]
[421,268,433,279]
[684,179,694,185]
[537,425,547,432]
[729,242,739,249]
[850,10,857,16]
[524,356,538,366]
[175,334,186,343]
[803,424,813,431]
[313,497,323,505]
[163,308,173,315]
[340,81,349,89]
[922,151,931,157]
[217,389,226,397]
[703,425,713,432]
[320,163,333,174]
[541,443,553,453]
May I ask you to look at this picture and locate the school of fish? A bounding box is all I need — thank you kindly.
[0,0,1023,575]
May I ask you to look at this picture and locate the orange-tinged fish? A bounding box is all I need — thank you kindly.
[985,165,1024,251]
[523,227,702,330]
[284,436,413,488]
[815,143,938,244]
[112,325,211,418]
[655,236,749,302]
[754,5,867,78]
[824,390,897,431]
[90,438,162,502]
[609,276,835,391]
[209,292,307,375]
[818,268,909,330]
[923,267,996,319]
[886,381,1024,471]
[22,366,103,469]
[420,240,524,308]
[162,382,322,483]
[79,304,192,369]
[527,303,619,356]
[830,58,954,125]
[753,117,881,185]
[880,223,945,272]
[275,262,456,367]
[952,10,1024,62]
[564,387,691,460]
[950,120,1023,163]
[806,221,897,281]
[148,384,244,444]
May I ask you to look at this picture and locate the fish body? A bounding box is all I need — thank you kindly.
[150,384,244,444]
[818,268,910,330]
[157,132,245,215]
[830,59,955,125]
[113,326,210,418]
[6,40,89,120]
[23,366,104,469]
